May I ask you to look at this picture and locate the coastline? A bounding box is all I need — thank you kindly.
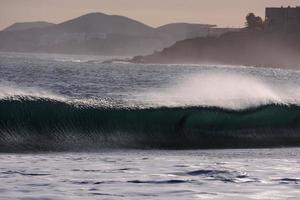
[129,31,300,69]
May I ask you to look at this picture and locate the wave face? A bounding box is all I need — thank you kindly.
[1,97,300,152]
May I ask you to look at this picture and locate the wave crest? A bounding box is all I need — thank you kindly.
[1,96,300,151]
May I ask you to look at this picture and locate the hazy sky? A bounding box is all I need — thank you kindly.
[0,0,299,30]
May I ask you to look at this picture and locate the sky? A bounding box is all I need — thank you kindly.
[0,0,300,30]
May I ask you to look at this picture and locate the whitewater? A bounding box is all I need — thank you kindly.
[0,52,299,199]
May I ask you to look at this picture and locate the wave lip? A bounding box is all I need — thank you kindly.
[1,96,300,152]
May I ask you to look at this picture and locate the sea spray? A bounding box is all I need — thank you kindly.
[136,72,300,109]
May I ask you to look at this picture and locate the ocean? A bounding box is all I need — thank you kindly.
[0,52,299,199]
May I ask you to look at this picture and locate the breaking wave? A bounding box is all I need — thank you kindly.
[1,96,300,152]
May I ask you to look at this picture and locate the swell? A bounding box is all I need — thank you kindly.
[1,97,300,152]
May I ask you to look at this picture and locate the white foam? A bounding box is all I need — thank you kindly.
[136,72,300,109]
[0,80,66,101]
[0,80,121,108]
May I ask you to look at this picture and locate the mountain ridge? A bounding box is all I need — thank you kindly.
[2,21,55,32]
[51,12,155,35]
[0,12,228,56]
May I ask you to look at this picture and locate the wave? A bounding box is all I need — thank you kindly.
[1,96,300,152]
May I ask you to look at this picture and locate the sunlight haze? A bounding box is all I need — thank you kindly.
[0,0,299,29]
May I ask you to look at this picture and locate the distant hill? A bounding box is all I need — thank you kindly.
[0,12,228,56]
[156,23,215,41]
[51,13,154,36]
[131,31,300,69]
[2,21,54,32]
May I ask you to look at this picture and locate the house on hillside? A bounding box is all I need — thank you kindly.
[266,6,300,32]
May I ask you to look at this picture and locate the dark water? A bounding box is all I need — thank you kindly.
[0,52,300,199]
[1,98,300,151]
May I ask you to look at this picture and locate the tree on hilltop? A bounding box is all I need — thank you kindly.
[246,13,265,31]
